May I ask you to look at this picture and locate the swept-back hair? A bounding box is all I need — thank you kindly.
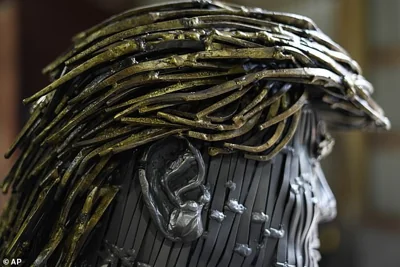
[0,1,388,265]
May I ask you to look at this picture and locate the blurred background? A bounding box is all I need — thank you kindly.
[0,0,399,266]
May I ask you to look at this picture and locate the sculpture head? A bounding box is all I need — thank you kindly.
[0,1,389,266]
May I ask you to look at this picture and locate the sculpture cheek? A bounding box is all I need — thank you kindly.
[311,161,337,223]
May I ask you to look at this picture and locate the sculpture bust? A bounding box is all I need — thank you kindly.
[0,1,389,266]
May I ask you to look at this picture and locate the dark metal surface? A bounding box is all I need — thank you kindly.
[138,136,208,242]
[76,107,336,267]
[0,1,389,266]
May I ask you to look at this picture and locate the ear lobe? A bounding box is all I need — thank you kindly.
[138,136,208,242]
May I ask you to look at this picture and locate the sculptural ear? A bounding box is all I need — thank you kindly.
[138,136,208,242]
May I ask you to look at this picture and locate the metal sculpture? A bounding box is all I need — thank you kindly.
[0,1,389,266]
